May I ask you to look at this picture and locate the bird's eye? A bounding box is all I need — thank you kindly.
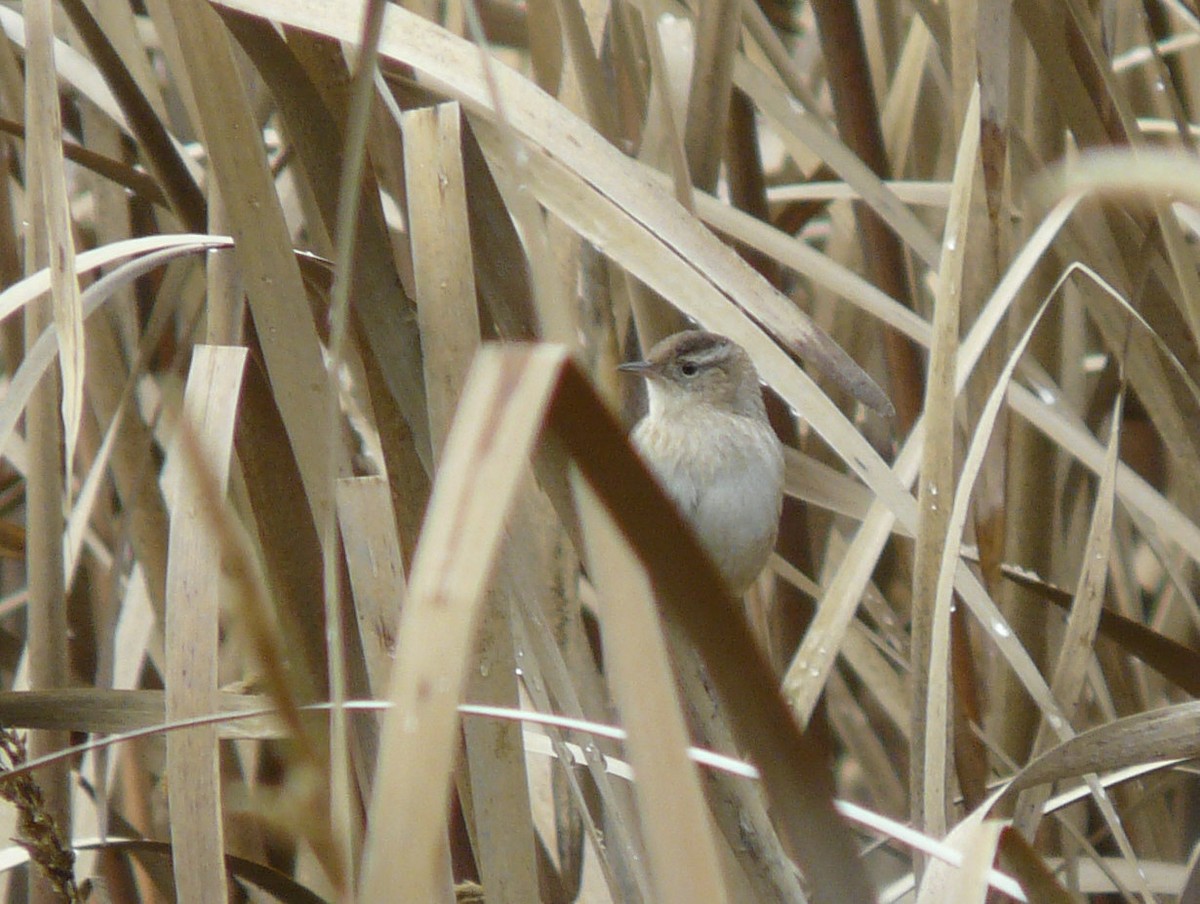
[680,361,699,377]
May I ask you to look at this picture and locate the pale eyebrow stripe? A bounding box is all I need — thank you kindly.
[680,338,731,366]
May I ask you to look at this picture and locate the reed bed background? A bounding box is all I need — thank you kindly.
[0,0,1198,901]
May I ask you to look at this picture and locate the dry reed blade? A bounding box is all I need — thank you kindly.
[220,13,434,466]
[21,7,74,900]
[56,0,205,230]
[336,478,406,702]
[0,242,231,562]
[996,827,1075,904]
[24,0,102,495]
[681,0,738,191]
[910,84,978,838]
[6,0,1200,898]
[403,103,483,462]
[402,99,538,902]
[917,817,1005,904]
[1005,701,1200,796]
[573,479,728,904]
[359,346,565,902]
[163,0,336,529]
[1013,385,1125,835]
[0,691,277,737]
[163,346,247,904]
[212,0,891,415]
[731,46,941,269]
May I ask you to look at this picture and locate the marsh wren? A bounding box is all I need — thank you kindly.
[619,330,785,594]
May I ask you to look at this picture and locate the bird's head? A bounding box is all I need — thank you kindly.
[618,330,766,420]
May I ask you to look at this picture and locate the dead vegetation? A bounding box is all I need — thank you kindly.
[0,0,1199,901]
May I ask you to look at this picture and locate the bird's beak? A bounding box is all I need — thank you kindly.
[617,360,652,374]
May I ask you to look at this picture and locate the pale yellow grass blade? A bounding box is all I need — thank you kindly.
[336,477,406,699]
[574,479,728,904]
[359,345,567,902]
[732,55,942,268]
[1008,384,1200,565]
[63,381,124,589]
[783,448,879,524]
[1003,701,1200,797]
[1006,387,1152,900]
[912,380,1151,902]
[163,345,247,904]
[767,181,951,206]
[926,291,1058,727]
[403,102,483,460]
[19,6,73,882]
[505,539,655,899]
[0,6,201,182]
[548,0,618,142]
[917,817,1006,904]
[23,0,85,488]
[922,275,1151,879]
[0,235,230,324]
[910,83,978,838]
[321,11,391,892]
[63,245,219,590]
[683,0,739,190]
[402,99,538,903]
[456,530,541,904]
[783,437,920,725]
[880,13,933,171]
[678,178,931,345]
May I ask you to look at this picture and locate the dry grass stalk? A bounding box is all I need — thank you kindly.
[5,0,1200,901]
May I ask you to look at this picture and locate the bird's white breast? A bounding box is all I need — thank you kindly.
[631,408,784,593]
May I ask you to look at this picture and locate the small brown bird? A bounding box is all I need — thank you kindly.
[619,330,785,594]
